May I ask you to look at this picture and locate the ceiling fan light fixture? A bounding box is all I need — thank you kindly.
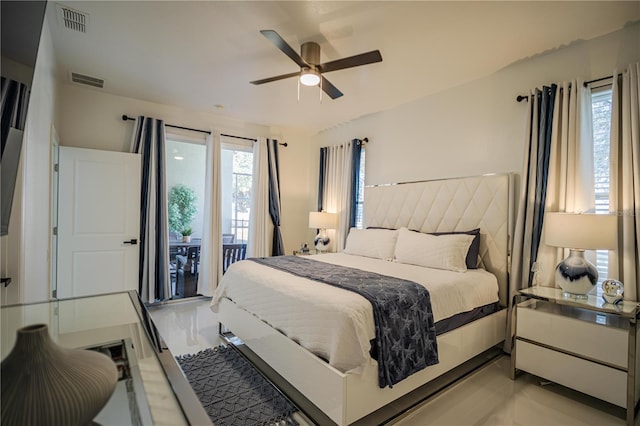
[300,68,320,86]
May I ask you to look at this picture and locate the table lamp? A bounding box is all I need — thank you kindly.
[545,212,617,295]
[309,211,337,253]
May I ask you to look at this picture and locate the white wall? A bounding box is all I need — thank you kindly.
[0,57,34,85]
[56,85,313,256]
[1,18,59,305]
[311,23,640,197]
[271,127,313,254]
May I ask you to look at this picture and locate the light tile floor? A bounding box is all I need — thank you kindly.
[149,297,222,355]
[149,298,630,426]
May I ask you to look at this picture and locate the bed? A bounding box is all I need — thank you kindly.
[212,173,513,425]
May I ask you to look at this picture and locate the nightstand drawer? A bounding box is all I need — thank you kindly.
[516,340,627,407]
[517,301,628,368]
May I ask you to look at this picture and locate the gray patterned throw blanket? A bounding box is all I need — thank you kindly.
[249,256,439,388]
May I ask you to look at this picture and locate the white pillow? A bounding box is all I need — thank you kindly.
[343,228,399,260]
[394,227,474,272]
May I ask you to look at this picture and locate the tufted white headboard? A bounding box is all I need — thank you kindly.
[364,173,513,306]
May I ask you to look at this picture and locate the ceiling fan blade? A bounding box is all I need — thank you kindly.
[321,76,343,99]
[318,50,382,74]
[260,30,309,68]
[250,71,300,85]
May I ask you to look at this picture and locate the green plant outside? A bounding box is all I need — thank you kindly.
[168,184,197,235]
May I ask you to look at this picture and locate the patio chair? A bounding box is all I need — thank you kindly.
[222,243,246,273]
[176,245,200,298]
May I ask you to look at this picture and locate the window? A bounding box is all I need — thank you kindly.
[354,147,366,228]
[221,142,254,244]
[591,87,613,281]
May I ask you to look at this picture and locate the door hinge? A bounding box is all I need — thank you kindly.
[53,227,58,236]
[54,163,59,172]
[52,289,57,298]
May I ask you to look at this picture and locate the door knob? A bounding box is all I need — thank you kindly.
[123,239,138,245]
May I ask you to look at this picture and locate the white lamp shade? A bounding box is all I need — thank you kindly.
[309,211,337,229]
[545,212,617,250]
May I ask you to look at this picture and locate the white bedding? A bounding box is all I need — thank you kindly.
[210,253,499,374]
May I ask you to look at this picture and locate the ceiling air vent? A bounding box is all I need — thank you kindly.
[57,4,89,33]
[70,72,104,89]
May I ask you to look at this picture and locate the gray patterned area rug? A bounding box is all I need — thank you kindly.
[176,346,299,426]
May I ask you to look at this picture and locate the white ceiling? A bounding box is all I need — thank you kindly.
[47,1,640,133]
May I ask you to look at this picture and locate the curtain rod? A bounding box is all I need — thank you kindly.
[221,133,288,147]
[122,115,287,146]
[583,72,622,87]
[516,86,559,103]
[321,137,369,149]
[122,114,211,135]
[516,72,623,102]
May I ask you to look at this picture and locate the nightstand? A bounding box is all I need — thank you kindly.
[293,250,316,256]
[511,286,640,425]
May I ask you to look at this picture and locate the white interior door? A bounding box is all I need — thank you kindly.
[57,147,141,299]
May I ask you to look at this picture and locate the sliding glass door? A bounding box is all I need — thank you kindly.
[163,135,254,299]
[165,138,206,299]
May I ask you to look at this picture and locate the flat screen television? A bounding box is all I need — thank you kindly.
[1,1,48,236]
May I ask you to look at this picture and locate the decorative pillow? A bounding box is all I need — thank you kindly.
[394,227,474,272]
[430,228,481,269]
[343,228,399,260]
[370,226,481,269]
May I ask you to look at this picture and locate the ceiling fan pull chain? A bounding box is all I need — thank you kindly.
[320,76,323,104]
[297,77,300,103]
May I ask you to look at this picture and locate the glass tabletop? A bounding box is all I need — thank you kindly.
[1,291,210,425]
[519,286,640,319]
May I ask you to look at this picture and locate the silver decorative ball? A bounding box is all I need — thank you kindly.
[602,279,624,304]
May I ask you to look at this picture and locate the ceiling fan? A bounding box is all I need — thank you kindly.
[250,30,383,99]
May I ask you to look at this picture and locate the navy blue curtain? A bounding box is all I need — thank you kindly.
[528,85,557,285]
[348,140,363,228]
[317,147,327,212]
[506,84,559,354]
[267,139,285,256]
[130,116,171,302]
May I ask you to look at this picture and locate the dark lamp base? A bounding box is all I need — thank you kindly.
[314,231,330,253]
[555,249,598,295]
